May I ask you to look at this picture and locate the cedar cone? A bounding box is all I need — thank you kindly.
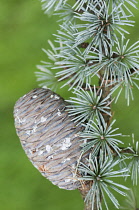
[14,88,84,190]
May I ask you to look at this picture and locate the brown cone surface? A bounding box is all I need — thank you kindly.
[14,88,84,190]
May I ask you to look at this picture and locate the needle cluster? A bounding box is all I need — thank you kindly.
[36,0,139,209]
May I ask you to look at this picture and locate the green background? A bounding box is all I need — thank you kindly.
[0,0,139,209]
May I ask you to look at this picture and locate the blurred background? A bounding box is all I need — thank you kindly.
[0,0,139,209]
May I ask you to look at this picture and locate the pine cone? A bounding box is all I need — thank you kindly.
[14,88,84,190]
